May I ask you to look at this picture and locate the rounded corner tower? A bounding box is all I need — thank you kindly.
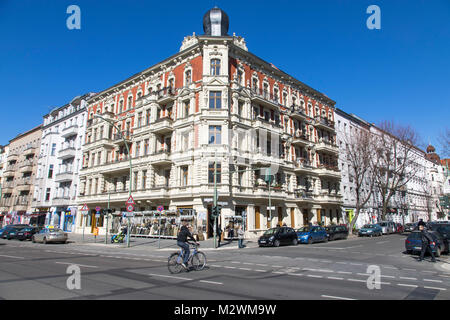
[203,7,229,36]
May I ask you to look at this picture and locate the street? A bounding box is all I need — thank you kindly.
[0,233,449,300]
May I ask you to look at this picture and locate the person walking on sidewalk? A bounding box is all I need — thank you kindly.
[418,224,436,262]
[237,225,245,249]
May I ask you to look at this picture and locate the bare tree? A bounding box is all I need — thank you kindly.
[344,127,379,231]
[373,121,421,221]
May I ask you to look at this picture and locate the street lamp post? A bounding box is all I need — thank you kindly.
[94,114,133,248]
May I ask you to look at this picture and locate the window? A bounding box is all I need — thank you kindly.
[209,91,222,109]
[208,162,221,183]
[209,126,222,144]
[119,100,123,113]
[144,139,149,155]
[238,101,244,117]
[51,143,56,156]
[185,70,192,85]
[45,188,51,201]
[137,112,143,127]
[142,170,147,189]
[127,96,133,110]
[182,166,188,186]
[210,59,220,76]
[48,165,54,178]
[146,109,151,125]
[184,101,190,117]
[135,141,141,157]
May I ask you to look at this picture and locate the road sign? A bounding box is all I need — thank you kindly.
[203,198,213,203]
[95,206,101,212]
[267,206,275,210]
[127,195,135,205]
[81,204,89,211]
[122,211,135,218]
[157,205,164,212]
[126,204,134,212]
[217,201,228,206]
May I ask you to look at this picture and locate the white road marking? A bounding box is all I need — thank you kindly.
[337,271,352,274]
[272,265,283,268]
[148,273,191,281]
[254,269,266,272]
[397,284,418,288]
[223,266,236,269]
[0,254,24,259]
[327,277,344,280]
[383,266,398,270]
[347,279,366,283]
[336,262,347,264]
[423,279,443,283]
[321,295,356,300]
[424,286,446,291]
[403,268,416,272]
[357,273,368,276]
[381,275,395,279]
[239,268,252,271]
[350,263,363,266]
[307,275,323,278]
[55,262,98,268]
[231,261,240,264]
[272,271,284,274]
[255,263,268,266]
[242,262,254,265]
[399,277,417,281]
[199,280,223,285]
[288,273,303,277]
[376,241,388,244]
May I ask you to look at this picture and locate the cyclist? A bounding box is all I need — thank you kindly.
[176,221,199,269]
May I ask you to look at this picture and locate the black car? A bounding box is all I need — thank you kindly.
[405,230,448,257]
[325,225,349,241]
[0,224,29,239]
[258,227,298,247]
[4,226,28,240]
[427,223,450,250]
[404,223,418,232]
[16,226,40,241]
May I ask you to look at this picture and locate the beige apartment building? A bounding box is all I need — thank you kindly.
[0,125,42,225]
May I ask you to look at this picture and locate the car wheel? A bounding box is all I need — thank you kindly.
[292,238,298,246]
[43,238,47,244]
[308,237,313,245]
[274,240,280,247]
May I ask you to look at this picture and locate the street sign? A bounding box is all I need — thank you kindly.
[203,198,213,203]
[126,204,134,212]
[267,206,275,210]
[95,206,101,212]
[157,205,164,212]
[81,204,89,211]
[217,201,228,206]
[127,195,135,205]
[122,212,135,218]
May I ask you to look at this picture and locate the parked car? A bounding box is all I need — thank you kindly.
[404,222,418,232]
[5,226,28,240]
[32,228,68,244]
[379,221,395,234]
[325,225,349,241]
[16,226,41,241]
[394,223,404,233]
[427,223,450,251]
[358,224,383,237]
[405,230,448,257]
[297,226,328,244]
[258,227,298,247]
[0,224,29,239]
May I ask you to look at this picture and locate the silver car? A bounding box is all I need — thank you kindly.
[379,221,395,234]
[32,228,68,244]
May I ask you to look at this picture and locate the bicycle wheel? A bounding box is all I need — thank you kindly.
[168,253,183,274]
[191,251,207,271]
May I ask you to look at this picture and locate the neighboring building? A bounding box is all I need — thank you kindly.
[0,144,9,226]
[32,94,93,230]
[0,126,42,225]
[76,7,342,238]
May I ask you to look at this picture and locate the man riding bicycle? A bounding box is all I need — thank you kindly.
[177,221,199,269]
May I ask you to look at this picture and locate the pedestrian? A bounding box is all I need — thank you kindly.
[228,223,234,242]
[237,225,245,249]
[418,224,436,263]
[216,223,222,247]
[418,219,426,228]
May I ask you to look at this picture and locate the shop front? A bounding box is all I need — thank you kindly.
[62,207,77,232]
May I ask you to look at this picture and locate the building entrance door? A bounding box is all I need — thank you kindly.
[302,209,309,226]
[290,208,295,228]
[255,206,260,229]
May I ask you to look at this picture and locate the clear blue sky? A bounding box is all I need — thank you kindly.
[1,0,449,154]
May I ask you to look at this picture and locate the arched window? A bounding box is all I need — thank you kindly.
[210,59,220,76]
[127,96,133,110]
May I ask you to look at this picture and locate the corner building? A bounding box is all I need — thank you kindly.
[77,8,342,238]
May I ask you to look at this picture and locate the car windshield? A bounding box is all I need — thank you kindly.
[47,228,62,233]
[263,228,278,236]
[379,223,387,226]
[297,227,310,233]
[21,228,33,232]
[363,224,376,228]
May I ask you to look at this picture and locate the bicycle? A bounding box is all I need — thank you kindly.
[167,243,207,274]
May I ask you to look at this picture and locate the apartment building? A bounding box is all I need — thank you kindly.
[0,126,42,225]
[32,94,93,230]
[0,145,9,226]
[76,7,342,238]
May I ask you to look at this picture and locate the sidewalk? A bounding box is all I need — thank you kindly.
[66,233,258,251]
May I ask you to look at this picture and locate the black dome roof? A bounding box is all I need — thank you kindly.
[203,7,229,36]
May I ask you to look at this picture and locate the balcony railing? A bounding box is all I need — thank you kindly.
[113,130,131,141]
[315,117,335,129]
[155,86,177,101]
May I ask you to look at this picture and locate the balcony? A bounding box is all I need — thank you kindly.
[58,146,76,159]
[7,153,18,161]
[294,159,314,173]
[289,105,309,121]
[314,117,335,131]
[315,140,339,155]
[3,164,18,175]
[61,124,79,138]
[23,146,37,156]
[19,160,34,173]
[52,196,72,207]
[250,88,281,109]
[291,132,310,147]
[54,171,74,182]
[294,189,314,201]
[152,149,172,166]
[150,117,174,134]
[113,130,132,146]
[315,164,341,179]
[156,87,177,105]
[252,116,283,132]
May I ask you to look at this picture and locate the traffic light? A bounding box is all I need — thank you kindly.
[211,206,222,219]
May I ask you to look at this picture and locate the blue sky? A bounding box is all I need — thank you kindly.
[0,0,449,154]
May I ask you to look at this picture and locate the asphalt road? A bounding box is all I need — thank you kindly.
[0,233,449,300]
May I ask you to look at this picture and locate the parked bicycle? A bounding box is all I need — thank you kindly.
[167,242,207,273]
